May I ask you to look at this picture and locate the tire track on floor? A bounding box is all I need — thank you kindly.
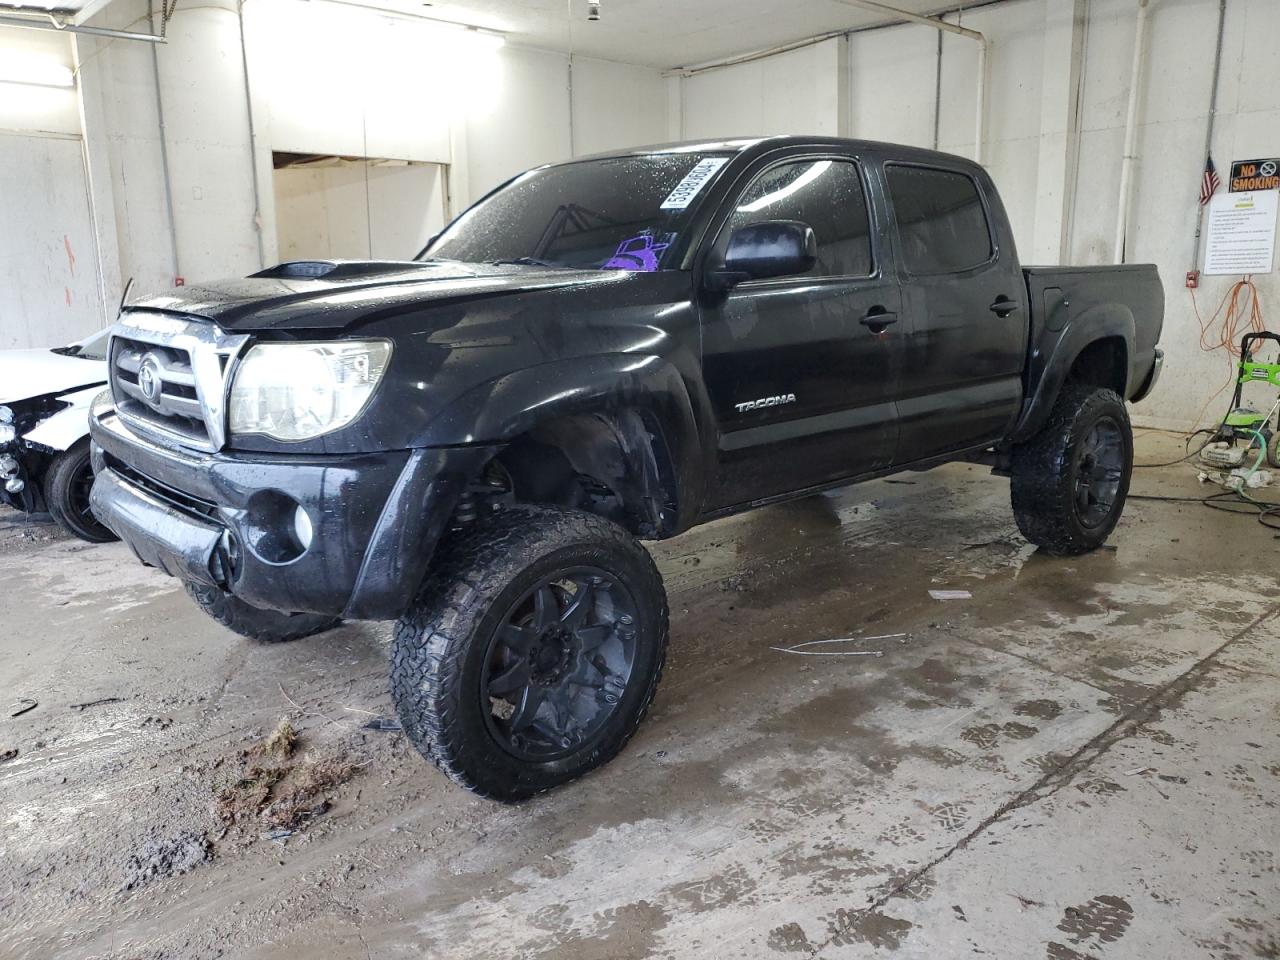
[807,599,1280,958]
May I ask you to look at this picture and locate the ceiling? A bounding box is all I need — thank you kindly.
[0,0,989,66]
[374,0,993,69]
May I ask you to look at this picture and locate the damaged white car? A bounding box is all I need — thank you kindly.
[0,329,117,542]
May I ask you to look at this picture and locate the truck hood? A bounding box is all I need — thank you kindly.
[0,348,107,404]
[126,260,631,333]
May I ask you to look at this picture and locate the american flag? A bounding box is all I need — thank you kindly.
[1199,155,1221,206]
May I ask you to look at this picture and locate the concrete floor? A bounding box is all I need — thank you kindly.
[1,431,1277,959]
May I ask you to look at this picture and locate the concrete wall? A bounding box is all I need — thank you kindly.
[462,45,572,204]
[680,39,846,141]
[672,0,1280,429]
[0,28,103,347]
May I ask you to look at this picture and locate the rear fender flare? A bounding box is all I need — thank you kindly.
[1012,304,1134,443]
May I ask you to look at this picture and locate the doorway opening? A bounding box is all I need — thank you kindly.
[271,152,448,262]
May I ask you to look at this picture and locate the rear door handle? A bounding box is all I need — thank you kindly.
[989,298,1020,317]
[859,310,899,331]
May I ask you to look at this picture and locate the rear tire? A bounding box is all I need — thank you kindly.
[390,505,668,802]
[184,581,340,643]
[1010,384,1133,556]
[45,440,117,543]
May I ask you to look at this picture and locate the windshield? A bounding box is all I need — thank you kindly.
[53,328,110,361]
[424,153,732,272]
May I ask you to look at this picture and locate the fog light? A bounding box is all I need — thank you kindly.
[5,477,24,494]
[0,454,18,479]
[293,505,314,551]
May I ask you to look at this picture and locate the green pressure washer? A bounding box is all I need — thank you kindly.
[1207,331,1280,468]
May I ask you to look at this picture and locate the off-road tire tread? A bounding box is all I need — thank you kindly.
[390,504,668,802]
[45,441,117,543]
[1010,383,1131,556]
[184,581,340,643]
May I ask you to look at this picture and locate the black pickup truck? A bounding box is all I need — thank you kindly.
[89,137,1163,800]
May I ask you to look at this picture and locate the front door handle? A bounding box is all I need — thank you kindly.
[859,310,899,332]
[989,298,1020,318]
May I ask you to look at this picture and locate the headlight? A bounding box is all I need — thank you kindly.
[228,341,392,442]
[0,423,14,445]
[0,406,12,424]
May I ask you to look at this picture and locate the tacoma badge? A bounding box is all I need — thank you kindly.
[735,393,797,413]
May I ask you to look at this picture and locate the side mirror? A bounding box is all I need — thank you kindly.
[707,220,817,290]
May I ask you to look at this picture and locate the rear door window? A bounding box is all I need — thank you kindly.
[886,165,993,275]
[728,159,873,278]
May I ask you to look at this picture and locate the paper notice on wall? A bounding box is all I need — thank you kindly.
[1203,190,1278,275]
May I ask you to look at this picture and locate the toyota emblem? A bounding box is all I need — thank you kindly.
[137,354,163,405]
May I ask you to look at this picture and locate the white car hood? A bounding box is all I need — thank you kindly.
[0,349,107,404]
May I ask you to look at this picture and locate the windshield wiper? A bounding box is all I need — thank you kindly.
[491,257,565,268]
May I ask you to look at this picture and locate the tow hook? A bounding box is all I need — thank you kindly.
[209,528,242,587]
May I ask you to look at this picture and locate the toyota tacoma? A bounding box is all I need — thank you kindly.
[88,137,1164,800]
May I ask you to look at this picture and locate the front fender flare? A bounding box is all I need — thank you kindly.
[418,354,704,528]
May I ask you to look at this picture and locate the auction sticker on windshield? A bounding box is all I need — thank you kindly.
[660,157,729,210]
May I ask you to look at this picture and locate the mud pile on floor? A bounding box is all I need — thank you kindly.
[122,830,212,890]
[214,719,361,837]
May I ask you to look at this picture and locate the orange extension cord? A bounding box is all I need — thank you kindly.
[1188,276,1266,429]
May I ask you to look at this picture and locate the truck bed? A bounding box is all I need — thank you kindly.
[1022,263,1164,411]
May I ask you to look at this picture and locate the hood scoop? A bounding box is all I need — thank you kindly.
[251,260,433,281]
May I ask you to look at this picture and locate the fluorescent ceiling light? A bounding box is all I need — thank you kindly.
[0,55,74,88]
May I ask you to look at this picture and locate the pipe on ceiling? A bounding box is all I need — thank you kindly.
[0,10,166,41]
[665,28,854,78]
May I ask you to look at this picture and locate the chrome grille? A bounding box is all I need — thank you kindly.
[108,313,249,452]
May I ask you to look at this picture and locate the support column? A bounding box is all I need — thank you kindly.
[1030,0,1087,265]
[665,75,683,141]
[837,34,852,138]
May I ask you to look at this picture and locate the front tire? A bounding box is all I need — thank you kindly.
[184,581,340,643]
[45,440,117,543]
[391,505,668,802]
[1010,384,1133,556]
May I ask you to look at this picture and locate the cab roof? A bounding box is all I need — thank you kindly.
[566,135,981,173]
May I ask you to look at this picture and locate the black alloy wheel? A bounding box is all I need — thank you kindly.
[481,569,638,761]
[391,504,668,801]
[45,440,118,543]
[1072,416,1125,528]
[1010,384,1133,556]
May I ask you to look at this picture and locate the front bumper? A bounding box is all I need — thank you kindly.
[89,407,499,620]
